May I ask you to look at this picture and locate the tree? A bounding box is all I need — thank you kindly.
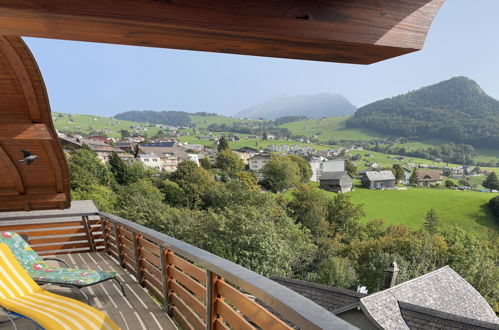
[307,256,358,289]
[170,161,217,207]
[233,171,259,190]
[108,151,128,185]
[489,196,499,220]
[285,154,312,183]
[288,185,331,237]
[483,172,499,191]
[445,180,456,189]
[327,194,365,239]
[115,179,170,225]
[345,160,357,177]
[423,209,440,234]
[153,130,166,140]
[119,129,131,138]
[217,136,230,152]
[72,184,117,213]
[409,168,418,185]
[215,150,244,178]
[391,164,405,184]
[159,180,186,207]
[262,155,301,193]
[68,148,113,190]
[199,157,212,169]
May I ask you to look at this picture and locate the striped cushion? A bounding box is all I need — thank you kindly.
[0,232,117,287]
[0,243,120,330]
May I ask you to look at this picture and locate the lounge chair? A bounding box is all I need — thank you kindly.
[0,243,120,330]
[0,232,125,303]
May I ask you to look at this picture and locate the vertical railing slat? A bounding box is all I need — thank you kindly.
[160,246,171,315]
[132,233,143,285]
[82,215,95,252]
[113,223,124,267]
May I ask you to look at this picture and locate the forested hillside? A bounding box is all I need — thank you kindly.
[346,77,499,148]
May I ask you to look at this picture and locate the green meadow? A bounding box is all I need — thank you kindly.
[347,186,498,239]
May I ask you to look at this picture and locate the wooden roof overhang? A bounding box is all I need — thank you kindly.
[0,1,445,211]
[0,0,445,64]
[0,36,70,211]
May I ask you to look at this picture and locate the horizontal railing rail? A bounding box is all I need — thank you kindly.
[0,211,358,330]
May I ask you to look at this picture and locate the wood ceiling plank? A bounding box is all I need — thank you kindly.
[0,145,24,194]
[0,123,51,140]
[0,0,445,64]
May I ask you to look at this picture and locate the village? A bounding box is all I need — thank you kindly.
[57,130,493,195]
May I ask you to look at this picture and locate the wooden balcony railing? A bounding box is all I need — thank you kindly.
[0,211,358,330]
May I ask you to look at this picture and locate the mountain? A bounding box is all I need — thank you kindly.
[114,110,191,127]
[235,93,357,119]
[346,76,499,149]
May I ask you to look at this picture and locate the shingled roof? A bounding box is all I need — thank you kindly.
[138,146,190,160]
[319,171,350,181]
[271,276,366,313]
[398,301,499,330]
[364,170,396,181]
[417,170,443,182]
[359,266,499,330]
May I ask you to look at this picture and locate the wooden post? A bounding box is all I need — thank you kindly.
[160,246,170,314]
[132,233,143,285]
[206,271,223,330]
[113,223,124,267]
[166,249,174,316]
[82,216,95,252]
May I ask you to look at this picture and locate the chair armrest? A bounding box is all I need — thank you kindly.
[42,257,71,268]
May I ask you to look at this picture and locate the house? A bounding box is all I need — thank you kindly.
[233,147,259,157]
[417,170,443,187]
[248,153,271,172]
[274,266,499,330]
[59,135,125,163]
[362,171,396,189]
[116,141,137,153]
[136,145,190,171]
[319,171,352,193]
[310,159,345,182]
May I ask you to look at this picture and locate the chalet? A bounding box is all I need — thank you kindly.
[310,159,345,182]
[232,147,259,164]
[417,170,443,187]
[362,171,396,189]
[136,145,190,171]
[59,136,125,163]
[249,153,271,172]
[274,266,499,330]
[319,171,352,193]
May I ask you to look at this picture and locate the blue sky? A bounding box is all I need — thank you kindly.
[25,0,499,117]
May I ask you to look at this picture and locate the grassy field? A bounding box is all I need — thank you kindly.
[190,115,262,128]
[279,116,386,141]
[347,186,498,238]
[52,112,164,138]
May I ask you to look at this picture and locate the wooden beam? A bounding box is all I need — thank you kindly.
[0,0,445,64]
[0,123,52,140]
[0,193,66,203]
[0,145,25,194]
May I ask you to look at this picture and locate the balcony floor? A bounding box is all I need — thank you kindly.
[0,252,177,330]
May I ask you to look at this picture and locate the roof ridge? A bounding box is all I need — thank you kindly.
[398,301,499,329]
[270,276,366,298]
[360,266,451,301]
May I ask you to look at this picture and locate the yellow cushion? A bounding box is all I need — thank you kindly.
[0,243,120,330]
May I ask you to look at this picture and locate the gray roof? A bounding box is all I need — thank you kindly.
[319,171,350,181]
[364,170,396,182]
[271,276,366,314]
[359,266,499,330]
[138,146,190,159]
[399,301,499,330]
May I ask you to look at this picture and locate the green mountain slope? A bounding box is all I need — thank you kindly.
[346,76,499,149]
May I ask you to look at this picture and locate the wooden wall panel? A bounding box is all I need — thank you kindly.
[0,36,70,212]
